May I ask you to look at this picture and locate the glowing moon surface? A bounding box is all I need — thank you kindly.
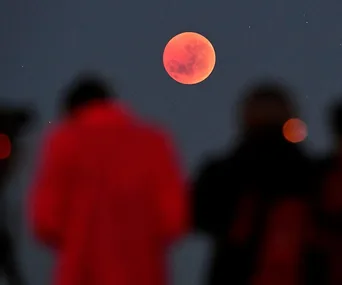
[282,118,308,143]
[163,32,216,85]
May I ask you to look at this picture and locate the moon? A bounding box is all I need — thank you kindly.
[163,32,216,85]
[282,118,308,143]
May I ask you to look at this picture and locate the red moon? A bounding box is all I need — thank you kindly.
[282,118,308,143]
[163,32,216,85]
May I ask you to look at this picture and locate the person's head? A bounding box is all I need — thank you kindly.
[0,106,32,187]
[329,101,342,142]
[61,73,115,115]
[239,79,297,134]
[0,107,32,138]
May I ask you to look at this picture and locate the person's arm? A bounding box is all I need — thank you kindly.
[152,131,189,244]
[28,127,74,248]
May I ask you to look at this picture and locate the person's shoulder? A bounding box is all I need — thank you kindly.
[41,120,75,150]
[313,154,336,175]
[202,154,228,171]
[317,155,334,168]
[195,152,231,179]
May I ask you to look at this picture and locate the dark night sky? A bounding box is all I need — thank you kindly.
[2,0,342,284]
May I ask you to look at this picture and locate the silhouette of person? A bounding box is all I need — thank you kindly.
[0,106,30,285]
[318,102,342,172]
[313,101,342,285]
[28,73,188,285]
[193,79,314,285]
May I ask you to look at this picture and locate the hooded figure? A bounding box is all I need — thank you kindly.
[193,80,315,285]
[28,74,188,285]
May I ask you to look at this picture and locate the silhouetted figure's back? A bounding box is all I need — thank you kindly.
[193,80,314,285]
[0,106,30,285]
[313,101,342,285]
[28,74,188,285]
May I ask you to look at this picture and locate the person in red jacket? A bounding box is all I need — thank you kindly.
[28,73,189,285]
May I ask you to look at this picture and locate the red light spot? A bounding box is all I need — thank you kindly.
[0,134,11,159]
[282,118,307,143]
